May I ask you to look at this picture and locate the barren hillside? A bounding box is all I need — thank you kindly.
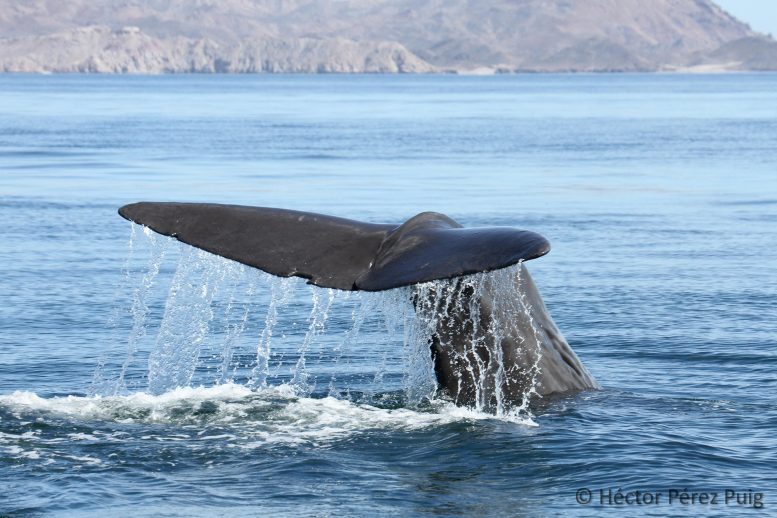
[0,0,774,73]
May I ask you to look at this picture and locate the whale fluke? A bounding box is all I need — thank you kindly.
[118,202,596,409]
[118,202,550,291]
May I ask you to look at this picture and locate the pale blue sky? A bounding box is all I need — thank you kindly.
[715,0,777,37]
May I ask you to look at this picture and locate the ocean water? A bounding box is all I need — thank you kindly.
[0,74,776,516]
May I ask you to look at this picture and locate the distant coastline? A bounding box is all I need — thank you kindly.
[1,1,776,74]
[3,67,777,75]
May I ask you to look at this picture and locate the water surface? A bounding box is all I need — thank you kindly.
[1,74,776,516]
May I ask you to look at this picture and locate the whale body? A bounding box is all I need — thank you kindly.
[119,202,597,409]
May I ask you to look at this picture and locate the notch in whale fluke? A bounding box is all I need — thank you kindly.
[118,202,550,291]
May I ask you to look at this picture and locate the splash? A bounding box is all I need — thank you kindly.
[92,224,170,395]
[0,383,537,465]
[412,266,543,417]
[93,225,544,421]
[147,247,229,394]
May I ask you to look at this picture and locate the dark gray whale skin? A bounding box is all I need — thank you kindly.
[427,264,597,409]
[119,202,597,407]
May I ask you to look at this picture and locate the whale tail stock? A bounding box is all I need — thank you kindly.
[118,202,550,292]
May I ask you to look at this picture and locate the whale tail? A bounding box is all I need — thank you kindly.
[118,202,550,291]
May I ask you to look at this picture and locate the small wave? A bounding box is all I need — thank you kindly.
[0,383,536,450]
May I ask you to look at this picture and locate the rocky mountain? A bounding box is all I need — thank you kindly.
[690,36,777,71]
[0,0,774,73]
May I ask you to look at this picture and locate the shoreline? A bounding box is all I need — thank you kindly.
[1,68,777,76]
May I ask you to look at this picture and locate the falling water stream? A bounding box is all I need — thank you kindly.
[92,224,544,420]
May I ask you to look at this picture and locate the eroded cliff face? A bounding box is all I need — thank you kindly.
[0,26,434,73]
[0,0,773,73]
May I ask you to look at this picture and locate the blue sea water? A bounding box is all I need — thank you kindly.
[0,74,776,517]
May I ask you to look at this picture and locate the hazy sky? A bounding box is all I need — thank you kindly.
[715,0,777,37]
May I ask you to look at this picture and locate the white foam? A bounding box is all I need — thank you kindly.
[0,384,255,422]
[67,433,100,441]
[0,383,536,448]
[63,454,102,465]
